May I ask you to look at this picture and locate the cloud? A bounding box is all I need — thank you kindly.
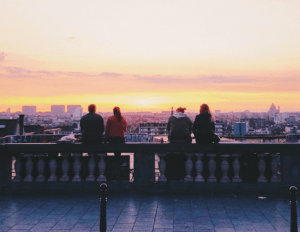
[135,75,264,84]
[0,52,7,62]
[99,72,123,77]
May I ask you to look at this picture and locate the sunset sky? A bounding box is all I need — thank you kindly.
[1,0,300,113]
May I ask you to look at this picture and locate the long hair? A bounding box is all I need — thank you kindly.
[200,104,214,121]
[113,106,123,121]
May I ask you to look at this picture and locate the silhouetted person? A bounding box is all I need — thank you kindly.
[106,107,127,157]
[167,107,192,143]
[80,104,104,144]
[193,104,215,144]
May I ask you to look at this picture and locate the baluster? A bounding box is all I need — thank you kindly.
[72,153,82,182]
[195,153,204,182]
[157,153,167,182]
[97,153,107,181]
[12,154,22,182]
[232,154,242,182]
[23,154,33,182]
[184,153,194,182]
[257,153,267,182]
[60,153,70,182]
[35,153,45,182]
[48,154,57,182]
[207,153,217,182]
[220,154,230,183]
[271,153,280,182]
[86,153,96,181]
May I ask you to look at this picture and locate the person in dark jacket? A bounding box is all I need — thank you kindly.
[193,104,215,144]
[80,104,104,144]
[167,107,192,143]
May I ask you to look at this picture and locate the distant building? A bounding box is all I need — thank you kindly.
[268,103,280,118]
[139,123,167,136]
[233,122,248,136]
[0,119,20,138]
[215,120,225,136]
[51,105,65,115]
[22,106,36,115]
[67,105,83,117]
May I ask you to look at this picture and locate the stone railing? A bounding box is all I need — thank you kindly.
[1,143,300,194]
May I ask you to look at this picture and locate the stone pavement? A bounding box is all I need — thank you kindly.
[0,193,296,232]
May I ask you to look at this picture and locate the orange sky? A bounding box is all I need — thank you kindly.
[1,0,300,113]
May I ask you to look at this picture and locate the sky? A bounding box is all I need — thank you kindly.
[1,0,300,113]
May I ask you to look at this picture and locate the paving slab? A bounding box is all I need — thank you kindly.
[0,193,297,231]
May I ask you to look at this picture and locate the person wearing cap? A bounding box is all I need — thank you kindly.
[167,107,192,143]
[80,104,104,144]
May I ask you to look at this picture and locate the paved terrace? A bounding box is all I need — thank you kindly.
[0,193,296,232]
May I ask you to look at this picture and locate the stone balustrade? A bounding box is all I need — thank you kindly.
[1,143,300,194]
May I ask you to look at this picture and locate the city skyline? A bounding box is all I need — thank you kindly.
[1,0,300,112]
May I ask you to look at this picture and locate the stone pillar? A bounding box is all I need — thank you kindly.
[232,154,242,182]
[60,153,70,182]
[271,153,280,182]
[184,153,194,182]
[257,153,267,182]
[207,153,217,182]
[157,153,167,182]
[48,154,57,182]
[220,154,230,183]
[35,153,45,182]
[72,153,82,182]
[23,154,33,182]
[12,154,22,182]
[86,153,96,181]
[134,152,155,185]
[97,153,107,182]
[195,153,204,182]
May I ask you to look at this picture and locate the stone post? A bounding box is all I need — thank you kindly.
[157,153,167,182]
[23,154,33,182]
[60,153,70,182]
[184,153,194,182]
[86,153,96,181]
[257,153,267,182]
[195,153,204,182]
[207,153,217,182]
[35,153,45,182]
[220,154,230,183]
[232,154,242,182]
[97,153,107,182]
[72,153,82,182]
[270,153,280,182]
[12,154,22,182]
[48,153,57,182]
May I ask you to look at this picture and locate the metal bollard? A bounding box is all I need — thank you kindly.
[290,186,298,232]
[100,183,107,232]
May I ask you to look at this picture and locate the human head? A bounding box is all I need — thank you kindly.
[88,104,96,113]
[113,106,122,120]
[176,107,186,113]
[200,104,210,114]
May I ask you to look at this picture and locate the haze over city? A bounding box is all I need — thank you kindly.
[1,0,300,112]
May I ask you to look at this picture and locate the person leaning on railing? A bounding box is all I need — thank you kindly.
[105,106,127,157]
[167,107,192,143]
[192,104,216,144]
[80,104,104,145]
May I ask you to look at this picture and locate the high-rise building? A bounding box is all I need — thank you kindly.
[51,105,65,115]
[22,106,36,115]
[67,105,83,117]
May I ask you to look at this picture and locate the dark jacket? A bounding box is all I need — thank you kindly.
[167,112,192,143]
[80,113,104,143]
[192,113,215,144]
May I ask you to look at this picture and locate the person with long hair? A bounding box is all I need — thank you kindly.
[106,107,127,156]
[192,104,216,144]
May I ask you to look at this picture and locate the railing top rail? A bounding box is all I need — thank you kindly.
[0,142,300,154]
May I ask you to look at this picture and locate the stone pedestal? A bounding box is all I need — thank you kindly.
[232,154,242,182]
[157,153,167,182]
[184,153,194,182]
[72,153,82,182]
[35,154,45,182]
[220,154,230,183]
[257,153,267,183]
[23,154,33,182]
[207,153,217,182]
[86,153,96,181]
[97,153,107,182]
[60,153,70,182]
[195,153,204,182]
